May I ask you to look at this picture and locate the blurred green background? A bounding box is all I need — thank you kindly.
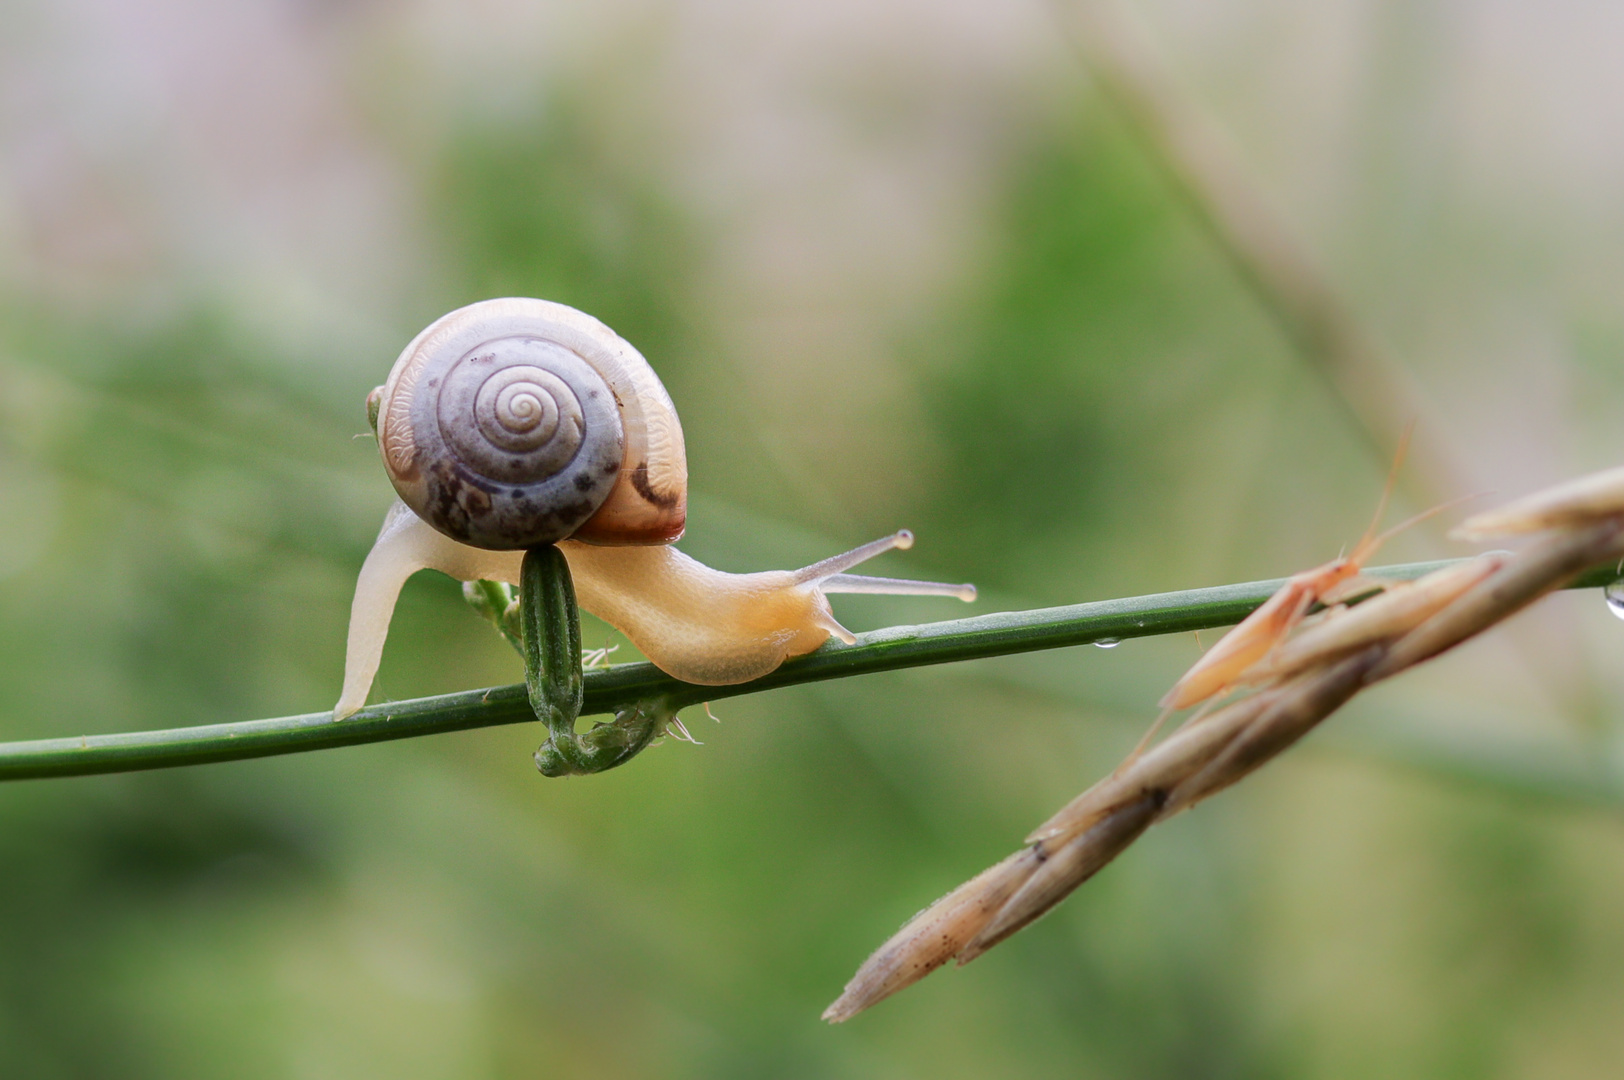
[4,1,1624,1076]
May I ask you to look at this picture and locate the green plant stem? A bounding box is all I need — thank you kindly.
[0,558,1615,782]
[520,545,583,730]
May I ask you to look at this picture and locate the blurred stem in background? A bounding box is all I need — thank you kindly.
[1054,0,1462,502]
[1054,0,1612,735]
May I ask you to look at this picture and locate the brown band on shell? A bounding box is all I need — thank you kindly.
[629,461,682,510]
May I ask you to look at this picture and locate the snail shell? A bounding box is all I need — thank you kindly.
[374,298,687,550]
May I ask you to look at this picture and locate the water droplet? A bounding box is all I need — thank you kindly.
[1606,581,1624,621]
[1094,638,1121,649]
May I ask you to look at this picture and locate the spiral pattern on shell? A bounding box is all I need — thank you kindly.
[384,333,625,549]
[375,298,688,551]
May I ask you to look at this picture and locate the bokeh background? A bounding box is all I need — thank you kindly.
[4,0,1624,1075]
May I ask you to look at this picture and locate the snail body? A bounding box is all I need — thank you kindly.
[336,298,973,720]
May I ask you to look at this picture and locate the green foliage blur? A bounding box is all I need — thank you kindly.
[3,4,1624,1077]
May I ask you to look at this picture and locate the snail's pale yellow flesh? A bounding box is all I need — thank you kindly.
[335,501,523,720]
[334,503,975,720]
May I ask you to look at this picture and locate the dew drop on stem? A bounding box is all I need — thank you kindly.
[1605,580,1624,621]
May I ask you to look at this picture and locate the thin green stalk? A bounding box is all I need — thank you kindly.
[520,545,583,731]
[0,559,1614,782]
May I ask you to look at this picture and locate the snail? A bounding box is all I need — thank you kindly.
[335,297,975,721]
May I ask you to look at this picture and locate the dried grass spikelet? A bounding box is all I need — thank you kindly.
[822,849,1042,1023]
[826,466,1624,1023]
[1236,553,1505,687]
[1028,687,1279,847]
[955,795,1159,964]
[825,653,1376,1021]
[1452,463,1624,540]
[1371,515,1624,680]
[1156,647,1380,817]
